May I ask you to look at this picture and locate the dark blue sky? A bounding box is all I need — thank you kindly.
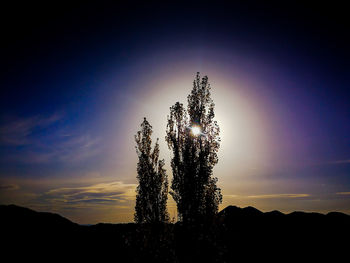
[1,1,349,223]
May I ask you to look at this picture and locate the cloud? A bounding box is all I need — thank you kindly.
[0,183,20,190]
[335,160,350,164]
[223,193,311,199]
[56,135,101,163]
[0,113,62,146]
[224,194,238,198]
[327,160,350,165]
[0,113,101,164]
[40,181,137,205]
[247,193,310,199]
[336,192,350,195]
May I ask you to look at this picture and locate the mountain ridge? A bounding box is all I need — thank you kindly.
[218,204,350,218]
[1,203,349,262]
[0,204,78,227]
[1,203,349,226]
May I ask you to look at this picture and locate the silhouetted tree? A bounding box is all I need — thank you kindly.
[135,118,169,223]
[166,72,222,223]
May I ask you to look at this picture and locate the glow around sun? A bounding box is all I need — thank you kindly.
[191,126,201,136]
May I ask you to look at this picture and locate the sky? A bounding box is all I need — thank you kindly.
[1,1,349,224]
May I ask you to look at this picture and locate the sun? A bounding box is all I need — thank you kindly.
[191,126,201,136]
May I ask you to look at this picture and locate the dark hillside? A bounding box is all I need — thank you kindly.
[1,204,349,262]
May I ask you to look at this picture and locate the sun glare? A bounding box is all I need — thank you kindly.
[191,126,201,136]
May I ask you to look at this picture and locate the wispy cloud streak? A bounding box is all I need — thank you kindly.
[39,181,136,205]
[0,113,101,164]
[336,192,350,195]
[247,193,310,199]
[0,183,20,190]
[0,113,62,146]
[224,193,311,199]
[324,160,350,165]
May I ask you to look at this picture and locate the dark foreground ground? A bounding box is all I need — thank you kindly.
[1,204,349,262]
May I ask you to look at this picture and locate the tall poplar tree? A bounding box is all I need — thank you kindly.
[166,73,222,223]
[135,118,169,223]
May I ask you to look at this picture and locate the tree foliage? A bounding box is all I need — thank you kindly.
[166,72,222,223]
[135,118,169,223]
